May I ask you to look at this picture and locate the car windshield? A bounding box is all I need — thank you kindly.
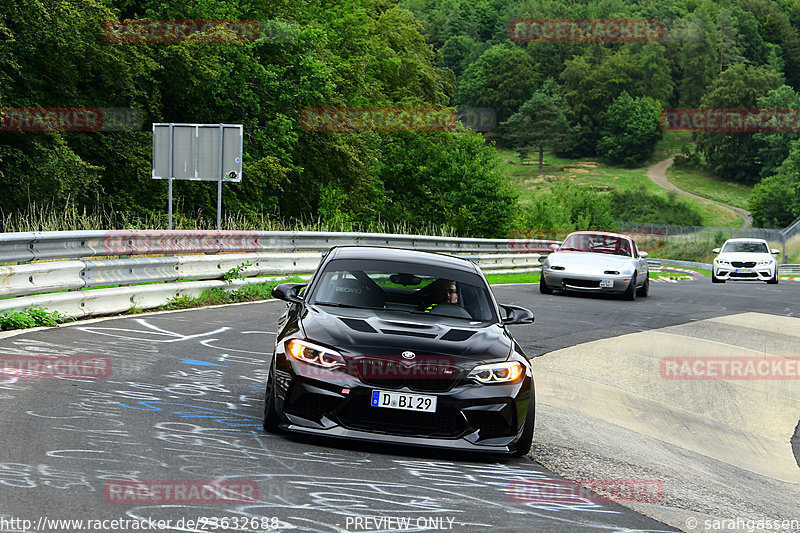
[559,233,633,256]
[308,259,498,322]
[722,241,769,253]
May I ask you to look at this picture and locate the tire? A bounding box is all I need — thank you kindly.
[623,273,637,301]
[711,272,725,283]
[539,274,553,295]
[636,274,649,297]
[512,390,535,457]
[767,271,779,284]
[263,364,282,433]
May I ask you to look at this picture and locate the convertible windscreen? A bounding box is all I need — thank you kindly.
[722,241,769,253]
[559,233,633,256]
[308,259,497,322]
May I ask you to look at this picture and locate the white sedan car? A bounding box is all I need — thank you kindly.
[712,238,780,284]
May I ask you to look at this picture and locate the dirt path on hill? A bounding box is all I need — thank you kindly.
[647,157,752,228]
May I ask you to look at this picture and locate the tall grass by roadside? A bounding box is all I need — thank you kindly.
[0,201,460,236]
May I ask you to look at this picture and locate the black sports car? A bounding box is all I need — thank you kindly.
[264,246,536,456]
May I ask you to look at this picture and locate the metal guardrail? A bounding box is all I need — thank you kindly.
[3,229,794,322]
[0,231,554,319]
[0,230,557,263]
[779,264,800,276]
[650,258,800,276]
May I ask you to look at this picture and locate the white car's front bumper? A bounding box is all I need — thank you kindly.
[713,262,776,281]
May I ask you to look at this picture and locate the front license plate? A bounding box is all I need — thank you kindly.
[734,268,752,273]
[371,390,437,413]
[600,279,614,288]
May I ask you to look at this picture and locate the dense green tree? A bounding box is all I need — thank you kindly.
[677,6,719,107]
[694,64,783,182]
[560,45,671,156]
[499,92,570,173]
[456,42,539,123]
[438,35,481,77]
[517,181,615,232]
[736,0,800,89]
[377,128,518,237]
[752,85,800,179]
[750,139,800,227]
[597,92,663,166]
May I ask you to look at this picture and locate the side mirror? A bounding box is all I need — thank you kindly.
[771,249,780,255]
[639,251,648,258]
[712,248,721,254]
[550,243,560,251]
[272,283,306,304]
[500,304,534,325]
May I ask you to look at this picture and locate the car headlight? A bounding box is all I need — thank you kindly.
[756,260,774,266]
[468,362,524,384]
[286,339,345,368]
[715,259,728,265]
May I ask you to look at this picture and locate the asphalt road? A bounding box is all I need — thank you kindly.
[1,276,798,533]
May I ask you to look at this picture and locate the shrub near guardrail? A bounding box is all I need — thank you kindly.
[0,306,72,331]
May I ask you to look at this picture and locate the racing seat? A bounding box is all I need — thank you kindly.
[330,278,385,308]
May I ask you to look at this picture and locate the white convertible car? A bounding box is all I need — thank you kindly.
[712,238,780,284]
[539,231,650,300]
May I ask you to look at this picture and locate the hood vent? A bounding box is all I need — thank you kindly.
[380,329,438,339]
[339,318,378,333]
[441,329,475,342]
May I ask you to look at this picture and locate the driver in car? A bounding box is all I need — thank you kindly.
[423,280,458,313]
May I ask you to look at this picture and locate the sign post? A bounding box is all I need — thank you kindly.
[152,123,243,229]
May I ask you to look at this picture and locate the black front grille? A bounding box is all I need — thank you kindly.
[731,261,757,268]
[336,391,467,438]
[349,358,461,392]
[730,272,758,278]
[564,278,600,288]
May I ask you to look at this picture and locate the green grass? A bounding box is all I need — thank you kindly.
[497,147,742,228]
[646,131,695,163]
[0,200,460,236]
[785,234,800,264]
[485,272,540,284]
[664,265,712,277]
[649,271,687,279]
[156,276,305,311]
[499,148,660,201]
[666,167,753,210]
